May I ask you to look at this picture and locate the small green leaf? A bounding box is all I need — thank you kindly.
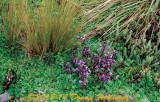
[124,59,130,67]
[99,69,102,72]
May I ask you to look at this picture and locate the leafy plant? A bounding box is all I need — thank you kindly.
[0,59,21,94]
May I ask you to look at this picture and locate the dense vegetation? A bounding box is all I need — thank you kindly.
[0,0,159,101]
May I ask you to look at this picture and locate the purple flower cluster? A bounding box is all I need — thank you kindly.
[80,47,90,57]
[72,58,91,88]
[91,44,117,82]
[64,41,119,89]
[75,35,86,41]
[75,36,80,39]
[7,75,13,82]
[65,62,72,73]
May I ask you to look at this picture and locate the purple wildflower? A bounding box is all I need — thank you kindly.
[114,74,120,79]
[72,57,79,64]
[113,50,118,55]
[65,62,72,73]
[81,41,86,45]
[73,46,78,50]
[80,35,86,40]
[7,75,13,82]
[95,66,100,72]
[108,72,112,75]
[64,39,119,88]
[77,59,91,77]
[79,77,89,88]
[81,47,90,57]
[99,44,106,52]
[106,40,110,44]
[79,80,86,86]
[106,46,111,50]
[98,73,111,81]
[75,36,80,39]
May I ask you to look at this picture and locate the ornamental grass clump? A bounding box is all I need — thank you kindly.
[65,40,119,89]
[2,0,95,55]
[21,0,87,55]
[2,0,23,44]
[84,0,160,68]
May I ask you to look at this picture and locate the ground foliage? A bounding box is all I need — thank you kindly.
[0,0,160,101]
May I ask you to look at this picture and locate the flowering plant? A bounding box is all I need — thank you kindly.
[0,60,21,94]
[64,37,119,89]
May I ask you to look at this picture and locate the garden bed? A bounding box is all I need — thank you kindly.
[0,0,159,101]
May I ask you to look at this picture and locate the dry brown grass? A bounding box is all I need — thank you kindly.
[2,0,97,55]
